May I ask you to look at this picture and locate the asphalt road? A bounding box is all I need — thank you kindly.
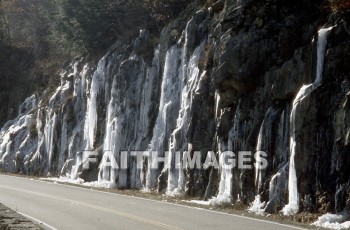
[0,174,307,230]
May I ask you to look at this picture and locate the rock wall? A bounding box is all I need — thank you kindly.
[1,0,350,215]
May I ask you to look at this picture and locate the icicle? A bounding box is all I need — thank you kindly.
[67,63,89,178]
[255,106,280,192]
[283,26,333,215]
[166,43,204,196]
[146,45,181,190]
[83,71,103,150]
[45,113,57,173]
[98,81,117,187]
[208,137,233,205]
[315,27,334,86]
[209,109,242,205]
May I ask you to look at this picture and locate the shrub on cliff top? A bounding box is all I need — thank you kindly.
[328,0,350,11]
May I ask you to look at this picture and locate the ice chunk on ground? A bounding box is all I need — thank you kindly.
[248,195,266,215]
[312,213,350,230]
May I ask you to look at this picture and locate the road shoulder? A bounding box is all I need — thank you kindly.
[0,203,42,230]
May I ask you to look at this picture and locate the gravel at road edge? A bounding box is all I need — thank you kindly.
[0,203,41,230]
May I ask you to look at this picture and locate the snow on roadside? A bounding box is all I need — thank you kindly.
[41,177,115,188]
[312,212,350,230]
[247,195,266,215]
[184,195,234,206]
[185,200,211,205]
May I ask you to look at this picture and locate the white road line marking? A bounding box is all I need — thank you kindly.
[17,211,58,230]
[0,174,308,230]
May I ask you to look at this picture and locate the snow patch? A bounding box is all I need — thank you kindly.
[208,195,232,206]
[186,200,210,206]
[42,177,116,189]
[312,213,350,230]
[248,195,266,215]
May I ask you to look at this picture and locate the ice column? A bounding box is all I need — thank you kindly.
[283,26,333,215]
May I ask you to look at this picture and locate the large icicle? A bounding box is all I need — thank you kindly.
[67,63,89,179]
[263,105,290,213]
[283,26,333,215]
[166,43,204,196]
[249,106,280,214]
[255,106,280,192]
[99,46,160,189]
[315,27,334,85]
[98,86,117,187]
[83,58,107,151]
[146,45,181,190]
[208,109,240,205]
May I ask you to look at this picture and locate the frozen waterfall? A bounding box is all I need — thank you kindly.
[282,26,333,215]
[166,43,204,196]
[146,45,182,190]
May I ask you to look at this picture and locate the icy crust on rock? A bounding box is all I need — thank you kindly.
[0,60,92,176]
[0,113,37,172]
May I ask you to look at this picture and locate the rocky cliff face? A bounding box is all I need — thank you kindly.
[1,0,350,216]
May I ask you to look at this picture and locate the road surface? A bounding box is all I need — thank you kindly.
[0,174,307,230]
